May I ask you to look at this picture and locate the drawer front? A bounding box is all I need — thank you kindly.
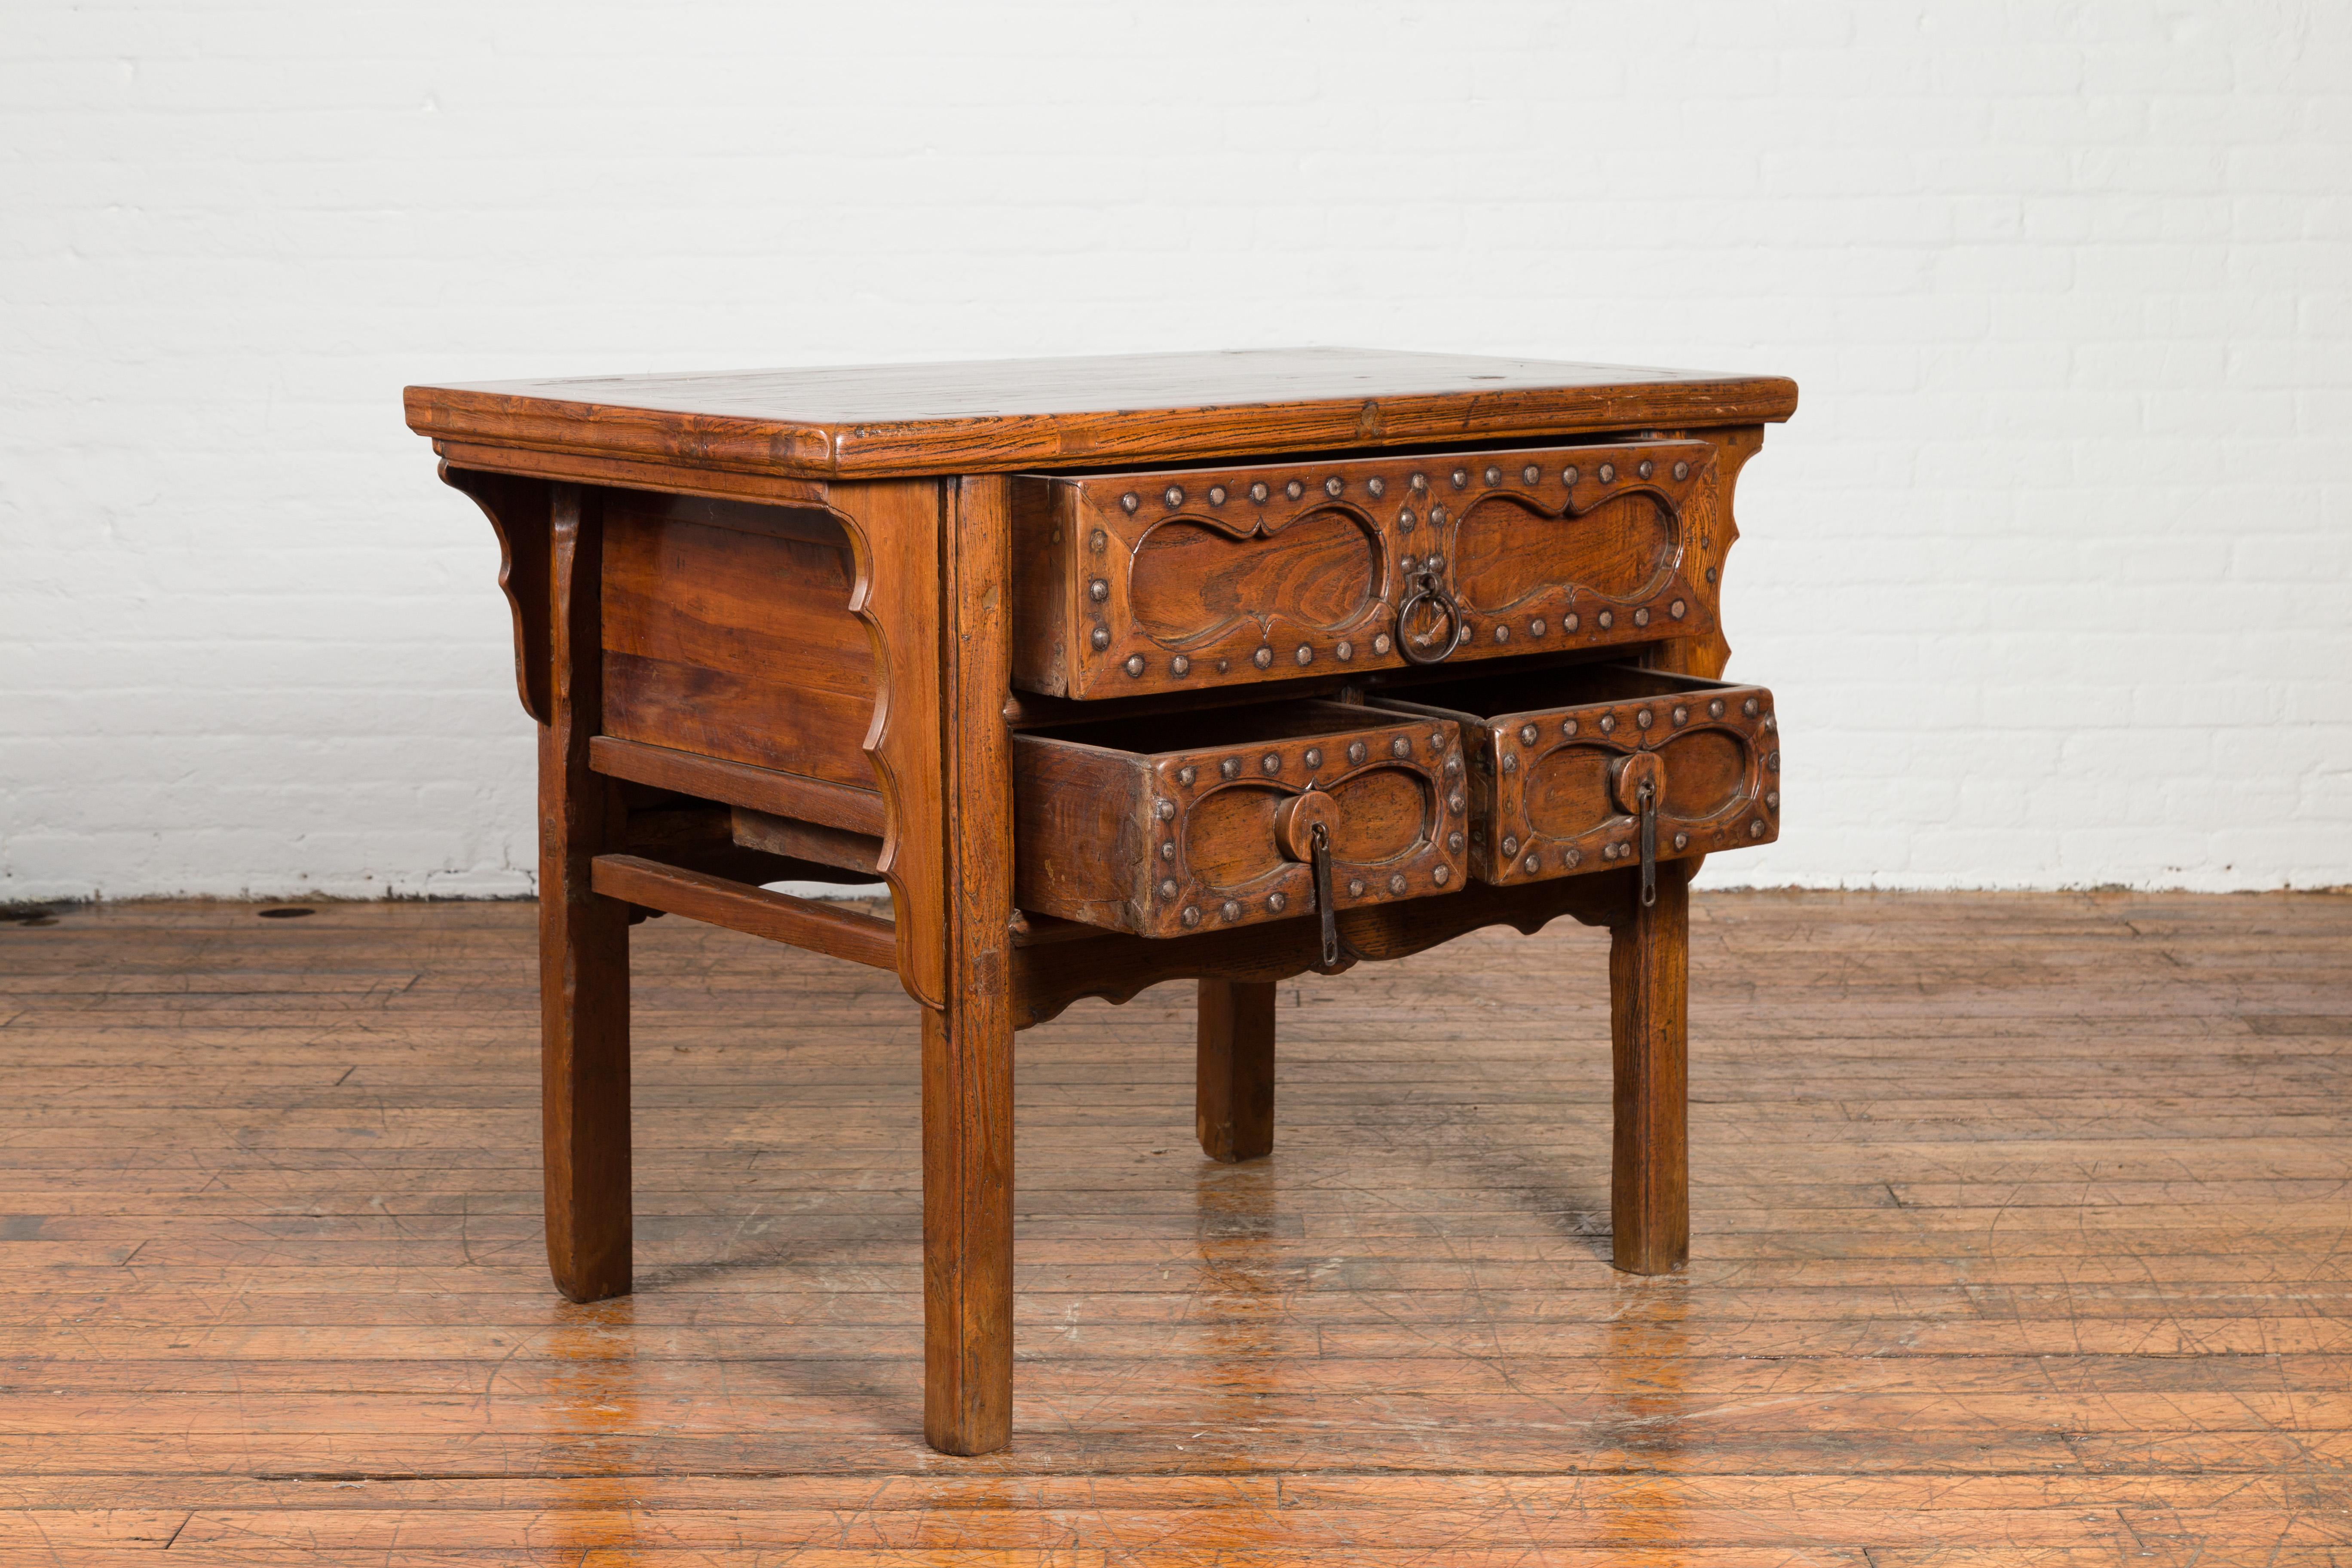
[1368,666,1779,886]
[1012,441,1722,699]
[1014,701,1469,937]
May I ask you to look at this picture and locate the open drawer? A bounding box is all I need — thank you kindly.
[1014,700,1469,937]
[1364,663,1779,887]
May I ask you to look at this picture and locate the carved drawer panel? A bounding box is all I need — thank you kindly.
[1366,664,1779,886]
[1013,701,1468,938]
[1011,441,1722,699]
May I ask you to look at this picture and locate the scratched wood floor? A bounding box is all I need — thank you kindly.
[0,892,2346,1565]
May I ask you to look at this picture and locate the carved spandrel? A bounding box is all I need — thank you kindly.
[441,463,552,722]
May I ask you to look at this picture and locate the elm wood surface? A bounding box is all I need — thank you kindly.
[406,347,1800,480]
[409,349,1796,1456]
[1010,440,1722,700]
[3,893,2349,1565]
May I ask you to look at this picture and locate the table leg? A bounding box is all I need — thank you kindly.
[922,474,1015,1455]
[1609,859,1689,1274]
[541,483,632,1303]
[1196,978,1276,1162]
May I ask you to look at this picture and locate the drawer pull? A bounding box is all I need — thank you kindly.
[1613,751,1666,908]
[1396,561,1465,667]
[1310,820,1341,970]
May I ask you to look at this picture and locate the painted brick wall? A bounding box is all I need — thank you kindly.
[4,0,2346,899]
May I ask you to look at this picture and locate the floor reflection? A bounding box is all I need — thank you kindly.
[538,1294,643,1561]
[1592,1272,1691,1554]
[1181,1156,1289,1548]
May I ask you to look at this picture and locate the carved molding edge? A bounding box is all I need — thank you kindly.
[1012,870,1633,1030]
[440,463,554,723]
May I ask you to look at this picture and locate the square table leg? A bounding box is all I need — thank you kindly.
[1610,858,1689,1275]
[1197,978,1276,1162]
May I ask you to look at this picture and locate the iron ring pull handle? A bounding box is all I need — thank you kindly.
[1395,562,1464,667]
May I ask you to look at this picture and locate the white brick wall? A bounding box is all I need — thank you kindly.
[3,0,2346,899]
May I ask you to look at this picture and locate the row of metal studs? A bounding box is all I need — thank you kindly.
[1116,454,1694,518]
[1168,861,1458,929]
[1165,732,1458,790]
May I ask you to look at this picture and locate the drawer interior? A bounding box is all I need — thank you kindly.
[1372,662,1732,721]
[1020,698,1404,755]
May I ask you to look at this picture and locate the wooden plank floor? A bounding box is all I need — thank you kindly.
[0,891,2346,1565]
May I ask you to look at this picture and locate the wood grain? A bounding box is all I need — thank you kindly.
[1,889,2341,1563]
[1196,979,1277,1162]
[538,484,632,1304]
[589,855,894,971]
[1610,858,1690,1274]
[405,347,1800,481]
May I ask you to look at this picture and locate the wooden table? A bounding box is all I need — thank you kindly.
[402,348,1798,1455]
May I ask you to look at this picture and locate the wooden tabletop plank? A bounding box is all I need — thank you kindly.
[404,346,1800,479]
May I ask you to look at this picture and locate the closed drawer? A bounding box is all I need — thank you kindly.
[1014,701,1469,937]
[1364,663,1779,885]
[1012,440,1722,699]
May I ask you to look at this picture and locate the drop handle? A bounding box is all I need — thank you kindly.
[1611,751,1667,909]
[1274,789,1343,969]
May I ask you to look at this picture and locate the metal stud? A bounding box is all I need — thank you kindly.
[1250,481,1269,502]
[1433,865,1451,886]
[1399,508,1416,533]
[1285,479,1304,501]
[1207,485,1227,506]
[1429,731,1447,752]
[1348,878,1366,898]
[1120,492,1139,514]
[1638,459,1654,480]
[1221,900,1241,922]
[1635,708,1654,730]
[1429,505,1446,526]
[1268,891,1287,913]
[1530,619,1546,637]
[1749,818,1767,838]
[1743,697,1760,717]
[1400,554,1419,576]
[1633,607,1650,628]
[1766,790,1780,811]
[1367,476,1386,499]
[1261,752,1282,775]
[1444,754,1461,775]
[1335,640,1354,662]
[1163,485,1185,508]
[1451,468,1469,489]
[1388,873,1408,894]
[1563,612,1580,633]
[1708,699,1724,719]
[1672,460,1689,481]
[1159,878,1179,898]
[1518,723,1539,744]
[1523,854,1539,873]
[1409,472,1427,492]
[1176,765,1196,785]
[1596,609,1614,630]
[1088,578,1109,602]
[1220,758,1242,779]
[1672,705,1688,726]
[1484,465,1502,485]
[1767,750,1780,772]
[1447,790,1466,814]
[1598,463,1616,484]
[1091,626,1111,651]
[1160,840,1176,861]
[1447,830,1464,852]
[1304,747,1322,769]
[1372,633,1393,656]
[1494,625,1510,644]
[1295,644,1313,666]
[1561,718,1579,737]
[1155,798,1176,821]
[1253,646,1274,670]
[1217,658,1231,674]
[1390,736,1411,759]
[1598,714,1616,734]
[1171,655,1190,676]
[1669,599,1687,620]
[1089,528,1107,552]
[1124,654,1146,677]
[1522,464,1540,484]
[1763,715,1776,733]
[1672,832,1689,851]
[1182,906,1201,927]
[1501,835,1519,857]
[1347,741,1367,765]
[1562,847,1582,868]
[1324,476,1343,497]
[1562,466,1580,484]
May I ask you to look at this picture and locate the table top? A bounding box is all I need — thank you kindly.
[405,346,1798,481]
